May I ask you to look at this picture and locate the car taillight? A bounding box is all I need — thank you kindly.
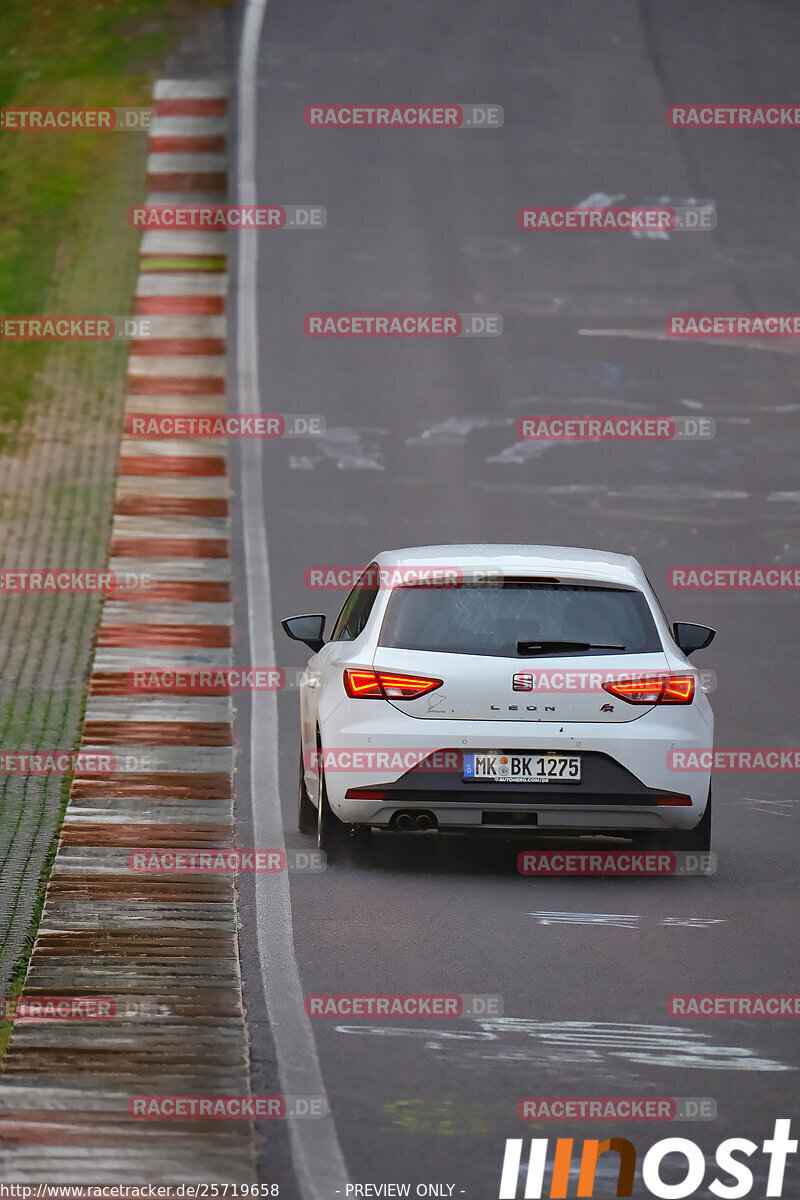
[602,675,695,705]
[343,669,443,700]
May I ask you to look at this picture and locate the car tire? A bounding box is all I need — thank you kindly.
[680,785,712,853]
[317,767,346,860]
[298,745,316,834]
[661,786,712,853]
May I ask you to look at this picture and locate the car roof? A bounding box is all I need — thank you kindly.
[371,545,646,588]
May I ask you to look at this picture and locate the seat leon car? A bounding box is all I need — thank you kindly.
[282,545,715,856]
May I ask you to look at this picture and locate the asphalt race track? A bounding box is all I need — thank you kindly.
[229,1,800,1194]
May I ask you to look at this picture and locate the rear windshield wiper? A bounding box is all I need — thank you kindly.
[516,640,626,656]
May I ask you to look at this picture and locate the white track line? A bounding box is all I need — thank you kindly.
[147,152,227,173]
[127,356,226,376]
[136,274,228,296]
[154,80,228,100]
[141,231,229,256]
[150,117,229,137]
[236,1,352,1196]
[131,316,227,337]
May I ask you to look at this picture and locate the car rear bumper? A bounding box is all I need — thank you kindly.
[336,801,701,833]
[318,705,712,830]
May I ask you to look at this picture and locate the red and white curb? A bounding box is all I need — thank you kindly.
[0,81,257,1183]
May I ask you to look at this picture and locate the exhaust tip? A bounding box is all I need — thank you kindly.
[393,810,438,832]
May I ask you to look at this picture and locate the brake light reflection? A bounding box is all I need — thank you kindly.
[602,675,695,705]
[343,669,443,700]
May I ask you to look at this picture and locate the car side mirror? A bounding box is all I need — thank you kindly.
[673,621,715,656]
[281,614,326,653]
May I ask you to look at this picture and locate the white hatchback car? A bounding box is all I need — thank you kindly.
[282,545,715,856]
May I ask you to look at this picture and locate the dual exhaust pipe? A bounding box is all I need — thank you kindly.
[394,810,437,832]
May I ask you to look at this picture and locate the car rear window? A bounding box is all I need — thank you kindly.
[378,580,661,658]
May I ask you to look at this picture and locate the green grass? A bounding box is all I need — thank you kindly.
[0,0,230,438]
[0,0,231,1051]
[0,767,73,1058]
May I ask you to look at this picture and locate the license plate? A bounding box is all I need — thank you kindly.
[463,752,581,784]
